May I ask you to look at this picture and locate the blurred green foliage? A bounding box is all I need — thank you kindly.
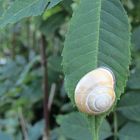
[0,0,140,140]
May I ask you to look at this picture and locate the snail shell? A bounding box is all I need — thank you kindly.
[74,67,115,115]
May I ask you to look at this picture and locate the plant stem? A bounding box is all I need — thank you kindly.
[89,116,100,140]
[93,117,98,140]
[40,34,50,140]
[11,26,16,59]
[114,112,118,140]
[26,18,31,48]
[18,108,29,140]
[48,83,56,111]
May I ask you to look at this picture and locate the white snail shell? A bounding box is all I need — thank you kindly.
[74,67,116,115]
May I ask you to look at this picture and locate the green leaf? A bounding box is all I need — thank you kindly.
[0,132,13,140]
[16,56,40,85]
[57,112,112,140]
[0,0,64,28]
[0,0,48,28]
[61,0,73,14]
[50,128,67,140]
[47,0,62,9]
[0,0,4,17]
[62,0,131,139]
[62,0,130,104]
[117,92,140,122]
[40,12,65,37]
[28,120,44,140]
[117,113,128,128]
[119,122,140,140]
[127,69,140,90]
[132,26,140,50]
[48,56,62,72]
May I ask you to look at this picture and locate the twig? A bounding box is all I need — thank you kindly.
[42,130,47,140]
[114,112,118,140]
[11,26,16,59]
[48,83,56,111]
[18,108,29,140]
[40,34,50,140]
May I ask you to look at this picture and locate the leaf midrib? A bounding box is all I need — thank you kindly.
[96,0,102,67]
[93,0,103,137]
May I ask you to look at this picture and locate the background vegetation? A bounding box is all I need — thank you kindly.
[0,0,140,140]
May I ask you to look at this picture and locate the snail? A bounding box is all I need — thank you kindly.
[74,67,116,115]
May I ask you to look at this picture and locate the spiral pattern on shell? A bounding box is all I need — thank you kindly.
[74,67,116,115]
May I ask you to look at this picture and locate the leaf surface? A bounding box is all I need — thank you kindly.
[62,0,131,138]
[0,132,13,140]
[119,122,140,140]
[57,112,112,140]
[0,0,62,27]
[62,0,131,103]
[118,92,140,122]
[127,69,140,89]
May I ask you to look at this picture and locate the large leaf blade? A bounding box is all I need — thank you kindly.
[0,0,63,28]
[62,0,130,108]
[62,0,131,138]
